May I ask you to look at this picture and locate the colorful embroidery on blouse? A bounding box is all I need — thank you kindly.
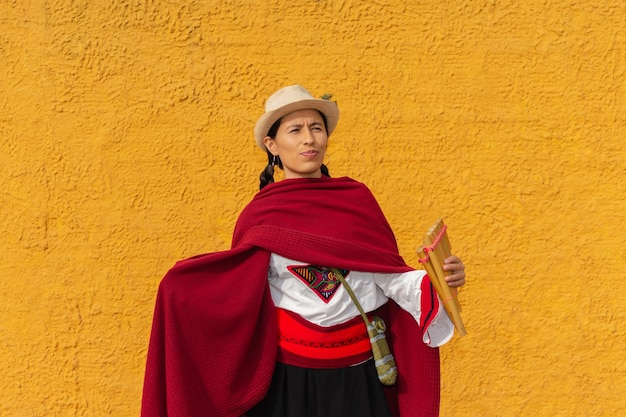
[287,265,349,303]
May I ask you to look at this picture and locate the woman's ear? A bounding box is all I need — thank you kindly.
[263,136,277,155]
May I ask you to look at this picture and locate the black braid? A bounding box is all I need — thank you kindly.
[259,118,282,190]
[259,151,282,190]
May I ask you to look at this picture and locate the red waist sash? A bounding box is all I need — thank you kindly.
[276,308,373,368]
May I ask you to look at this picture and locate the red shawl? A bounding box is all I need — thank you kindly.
[141,177,440,417]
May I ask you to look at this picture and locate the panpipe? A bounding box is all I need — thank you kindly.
[416,219,466,337]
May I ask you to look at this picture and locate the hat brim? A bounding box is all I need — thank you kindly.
[254,99,339,150]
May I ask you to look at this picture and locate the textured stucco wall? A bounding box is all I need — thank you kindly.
[1,1,625,416]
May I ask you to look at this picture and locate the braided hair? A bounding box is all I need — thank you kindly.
[258,113,330,190]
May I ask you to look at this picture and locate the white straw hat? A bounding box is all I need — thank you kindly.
[254,85,339,150]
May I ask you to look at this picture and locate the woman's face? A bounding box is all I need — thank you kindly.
[263,109,328,179]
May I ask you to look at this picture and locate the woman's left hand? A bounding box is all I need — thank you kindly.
[442,255,466,288]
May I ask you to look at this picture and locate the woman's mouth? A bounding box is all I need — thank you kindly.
[301,150,319,157]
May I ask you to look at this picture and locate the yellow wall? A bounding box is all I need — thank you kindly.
[1,1,624,416]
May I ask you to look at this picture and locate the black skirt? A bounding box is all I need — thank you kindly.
[247,359,392,417]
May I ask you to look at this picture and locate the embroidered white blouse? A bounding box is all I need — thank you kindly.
[268,254,454,347]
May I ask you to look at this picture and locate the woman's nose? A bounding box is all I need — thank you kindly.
[302,129,314,143]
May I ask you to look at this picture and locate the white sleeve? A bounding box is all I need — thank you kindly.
[374,270,455,347]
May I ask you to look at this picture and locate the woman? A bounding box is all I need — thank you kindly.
[141,85,466,417]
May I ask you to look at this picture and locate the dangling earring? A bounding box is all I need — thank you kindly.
[324,152,331,165]
[272,155,278,167]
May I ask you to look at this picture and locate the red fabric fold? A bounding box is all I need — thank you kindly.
[141,248,278,417]
[141,177,440,417]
